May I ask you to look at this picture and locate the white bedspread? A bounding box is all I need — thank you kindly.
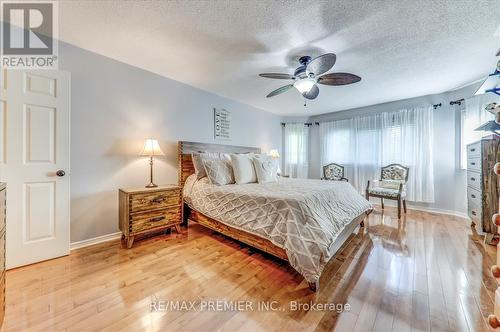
[183,175,372,283]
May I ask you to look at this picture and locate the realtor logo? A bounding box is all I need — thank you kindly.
[1,1,58,69]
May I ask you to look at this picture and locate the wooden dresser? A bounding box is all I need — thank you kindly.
[0,183,6,328]
[119,185,182,248]
[466,136,500,244]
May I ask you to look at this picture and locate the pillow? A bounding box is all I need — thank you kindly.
[203,159,235,185]
[252,155,278,183]
[381,179,404,190]
[192,152,220,179]
[230,153,257,184]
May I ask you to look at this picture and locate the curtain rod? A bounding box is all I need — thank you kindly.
[281,122,320,127]
[450,98,465,106]
[284,103,445,128]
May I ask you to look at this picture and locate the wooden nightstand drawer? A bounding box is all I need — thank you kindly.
[130,189,180,214]
[119,185,181,248]
[130,208,181,233]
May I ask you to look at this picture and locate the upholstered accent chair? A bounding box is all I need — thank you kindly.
[322,163,348,182]
[366,163,409,219]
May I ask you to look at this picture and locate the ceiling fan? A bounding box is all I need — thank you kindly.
[259,53,361,101]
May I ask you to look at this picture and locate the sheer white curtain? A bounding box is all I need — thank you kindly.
[284,123,309,178]
[461,94,498,168]
[320,106,434,202]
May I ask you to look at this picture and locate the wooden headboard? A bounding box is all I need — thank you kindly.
[177,141,261,187]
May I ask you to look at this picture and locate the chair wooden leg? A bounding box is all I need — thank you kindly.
[381,198,384,209]
[403,200,407,213]
[397,200,401,219]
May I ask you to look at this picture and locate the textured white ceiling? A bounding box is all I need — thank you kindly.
[59,0,500,116]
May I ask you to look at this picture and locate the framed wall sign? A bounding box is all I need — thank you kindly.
[214,108,231,140]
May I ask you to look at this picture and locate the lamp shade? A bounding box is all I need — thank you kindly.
[141,139,165,156]
[269,149,280,159]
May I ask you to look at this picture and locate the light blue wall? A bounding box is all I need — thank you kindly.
[59,42,283,243]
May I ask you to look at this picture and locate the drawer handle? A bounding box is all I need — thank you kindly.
[472,211,477,216]
[470,177,476,181]
[471,194,476,198]
[151,216,166,222]
[471,148,476,152]
[151,197,166,204]
[471,162,475,165]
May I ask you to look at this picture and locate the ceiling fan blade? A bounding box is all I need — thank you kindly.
[306,53,336,76]
[317,73,361,86]
[302,84,319,100]
[259,73,295,80]
[266,84,294,98]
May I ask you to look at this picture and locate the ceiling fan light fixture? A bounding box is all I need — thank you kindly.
[294,78,316,93]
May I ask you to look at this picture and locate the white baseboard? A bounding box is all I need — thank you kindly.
[370,201,469,220]
[70,231,122,251]
[406,205,469,220]
[69,205,469,251]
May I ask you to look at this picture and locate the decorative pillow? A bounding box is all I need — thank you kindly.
[203,159,235,185]
[192,152,220,179]
[381,179,404,190]
[230,153,257,184]
[252,155,278,183]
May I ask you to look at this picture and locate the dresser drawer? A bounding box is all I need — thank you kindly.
[0,189,5,233]
[467,187,482,206]
[129,189,181,214]
[466,157,481,171]
[0,273,4,327]
[467,171,481,190]
[467,142,481,158]
[130,208,181,234]
[0,230,5,276]
[468,202,482,224]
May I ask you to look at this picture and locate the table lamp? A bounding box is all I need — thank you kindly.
[141,139,165,188]
[268,149,282,175]
[269,149,280,159]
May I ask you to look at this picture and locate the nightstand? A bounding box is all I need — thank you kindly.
[119,185,182,248]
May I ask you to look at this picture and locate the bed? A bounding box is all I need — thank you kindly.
[178,141,373,291]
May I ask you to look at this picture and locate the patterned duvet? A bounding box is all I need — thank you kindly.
[183,175,373,283]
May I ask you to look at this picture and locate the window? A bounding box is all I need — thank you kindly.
[283,123,309,178]
[286,132,300,164]
[319,107,434,203]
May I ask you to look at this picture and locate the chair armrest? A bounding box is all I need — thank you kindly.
[367,180,381,189]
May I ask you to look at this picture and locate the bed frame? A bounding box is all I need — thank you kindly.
[178,141,371,291]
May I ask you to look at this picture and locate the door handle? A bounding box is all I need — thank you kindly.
[56,170,66,177]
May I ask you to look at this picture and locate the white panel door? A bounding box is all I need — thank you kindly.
[0,69,70,268]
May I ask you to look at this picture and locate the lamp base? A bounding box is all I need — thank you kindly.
[145,183,158,188]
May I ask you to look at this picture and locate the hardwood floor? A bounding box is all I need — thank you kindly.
[4,207,497,331]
